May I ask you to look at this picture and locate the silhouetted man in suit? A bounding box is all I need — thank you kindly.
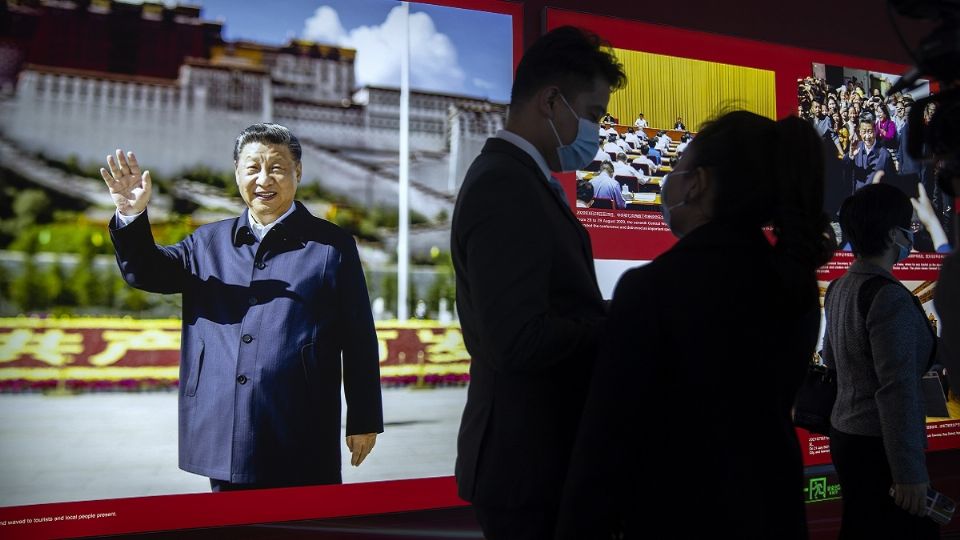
[450,26,625,539]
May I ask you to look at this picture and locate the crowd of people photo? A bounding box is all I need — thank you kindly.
[798,74,954,253]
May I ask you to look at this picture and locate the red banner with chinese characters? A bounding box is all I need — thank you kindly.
[0,318,470,391]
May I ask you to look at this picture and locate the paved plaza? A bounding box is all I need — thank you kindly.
[0,387,467,507]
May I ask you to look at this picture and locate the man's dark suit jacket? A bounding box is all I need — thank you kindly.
[557,222,819,539]
[110,201,383,485]
[847,144,896,189]
[451,137,606,510]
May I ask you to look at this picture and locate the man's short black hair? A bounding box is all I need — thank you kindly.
[511,26,626,106]
[234,123,302,163]
[839,183,913,257]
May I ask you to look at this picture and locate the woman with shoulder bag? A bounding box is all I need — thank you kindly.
[823,183,939,539]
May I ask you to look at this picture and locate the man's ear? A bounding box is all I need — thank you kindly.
[296,162,302,183]
[536,86,561,119]
[887,228,898,246]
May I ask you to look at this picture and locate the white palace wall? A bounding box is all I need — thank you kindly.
[1,69,503,218]
[2,71,262,177]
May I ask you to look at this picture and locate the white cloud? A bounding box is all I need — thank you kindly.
[303,6,347,45]
[303,6,466,94]
[472,77,495,91]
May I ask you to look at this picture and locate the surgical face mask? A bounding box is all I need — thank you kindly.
[660,170,694,232]
[894,226,914,263]
[548,94,600,172]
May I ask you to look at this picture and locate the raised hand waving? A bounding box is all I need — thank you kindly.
[100,149,151,216]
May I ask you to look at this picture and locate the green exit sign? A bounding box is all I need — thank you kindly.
[804,476,842,503]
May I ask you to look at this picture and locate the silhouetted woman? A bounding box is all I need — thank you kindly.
[557,111,833,539]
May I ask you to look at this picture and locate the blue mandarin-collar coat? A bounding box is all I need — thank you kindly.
[109,201,383,484]
[846,144,896,190]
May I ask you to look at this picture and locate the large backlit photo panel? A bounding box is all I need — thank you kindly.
[0,0,515,534]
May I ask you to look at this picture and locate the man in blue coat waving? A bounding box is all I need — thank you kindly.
[101,123,383,490]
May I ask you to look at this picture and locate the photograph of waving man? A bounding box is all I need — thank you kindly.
[101,123,383,491]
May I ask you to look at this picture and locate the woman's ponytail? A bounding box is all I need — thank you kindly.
[689,110,834,271]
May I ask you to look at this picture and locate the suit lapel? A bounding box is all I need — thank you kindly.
[482,138,597,268]
[484,139,574,215]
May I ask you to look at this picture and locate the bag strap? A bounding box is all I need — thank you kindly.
[857,274,938,369]
[917,295,938,369]
[857,274,896,320]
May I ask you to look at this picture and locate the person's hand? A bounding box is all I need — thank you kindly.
[346,433,377,466]
[100,149,151,216]
[912,183,937,226]
[891,482,928,516]
[871,170,885,184]
[911,183,949,249]
[849,140,861,159]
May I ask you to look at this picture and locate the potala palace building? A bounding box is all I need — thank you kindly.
[0,0,507,219]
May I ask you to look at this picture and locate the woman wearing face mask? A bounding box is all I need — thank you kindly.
[822,183,939,539]
[557,111,833,539]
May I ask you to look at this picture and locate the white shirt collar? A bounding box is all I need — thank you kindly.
[247,202,297,241]
[495,129,553,182]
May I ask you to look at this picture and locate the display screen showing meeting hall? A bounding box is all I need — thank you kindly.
[575,48,776,213]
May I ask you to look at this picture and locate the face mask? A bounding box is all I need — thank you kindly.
[549,94,600,172]
[894,226,914,263]
[660,170,694,232]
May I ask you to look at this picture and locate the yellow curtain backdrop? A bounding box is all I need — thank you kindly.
[609,48,777,132]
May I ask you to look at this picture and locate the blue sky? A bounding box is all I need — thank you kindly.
[196,0,513,101]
